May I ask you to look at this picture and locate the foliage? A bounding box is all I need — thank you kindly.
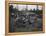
[9,5,43,15]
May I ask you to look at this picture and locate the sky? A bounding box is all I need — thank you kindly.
[9,4,43,11]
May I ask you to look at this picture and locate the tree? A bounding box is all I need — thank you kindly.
[9,5,15,13]
[29,9,32,12]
